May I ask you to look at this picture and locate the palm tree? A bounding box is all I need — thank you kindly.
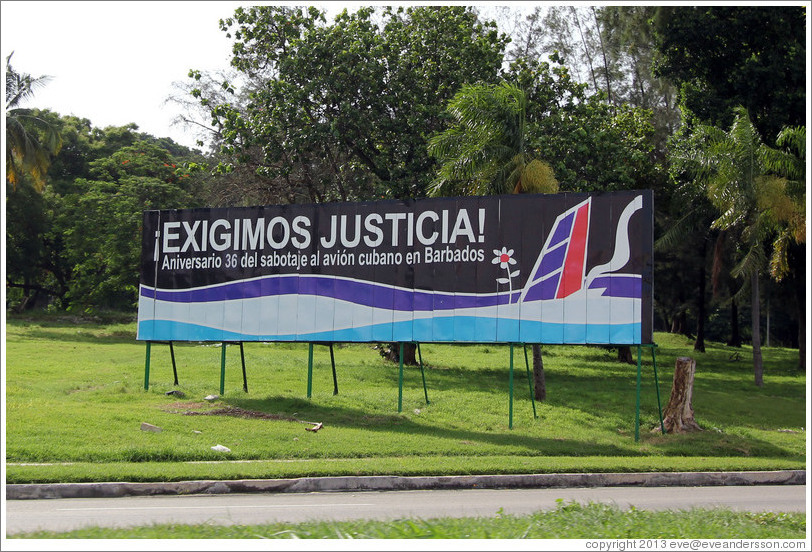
[759,126,805,281]
[428,82,558,197]
[5,52,62,191]
[687,106,790,386]
[759,125,806,371]
[428,81,558,400]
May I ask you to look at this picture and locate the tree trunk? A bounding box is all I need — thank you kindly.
[797,297,806,372]
[531,344,546,401]
[765,291,770,348]
[591,6,613,104]
[694,240,707,352]
[727,298,742,347]
[570,7,600,94]
[385,342,417,366]
[659,357,702,433]
[751,272,764,387]
[791,243,805,371]
[670,311,686,335]
[617,345,634,364]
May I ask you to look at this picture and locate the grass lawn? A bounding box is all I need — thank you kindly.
[4,313,807,483]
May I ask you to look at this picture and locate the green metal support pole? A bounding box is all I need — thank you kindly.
[635,345,642,442]
[220,342,227,396]
[307,343,314,398]
[651,345,665,434]
[144,341,151,390]
[416,342,429,405]
[329,343,338,395]
[398,341,403,412]
[398,342,404,413]
[509,343,514,430]
[523,344,537,418]
[169,341,178,386]
[239,342,248,393]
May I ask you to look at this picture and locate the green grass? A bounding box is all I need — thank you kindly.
[8,503,806,539]
[4,313,807,483]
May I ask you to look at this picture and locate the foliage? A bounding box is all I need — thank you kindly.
[685,108,789,284]
[669,107,802,384]
[651,6,805,362]
[59,141,198,309]
[508,56,664,194]
[5,115,207,311]
[428,82,558,197]
[192,5,508,202]
[758,126,806,281]
[5,53,62,190]
[5,5,804,355]
[598,6,680,150]
[652,5,806,143]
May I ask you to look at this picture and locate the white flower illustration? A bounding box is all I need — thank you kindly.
[492,247,517,270]
[492,247,520,299]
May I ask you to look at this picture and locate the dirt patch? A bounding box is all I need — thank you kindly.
[163,401,209,411]
[187,406,299,421]
[162,401,299,422]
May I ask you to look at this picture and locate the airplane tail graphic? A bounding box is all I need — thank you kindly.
[520,195,643,303]
[520,198,591,302]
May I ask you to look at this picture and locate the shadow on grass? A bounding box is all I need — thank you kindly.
[223,395,638,458]
[6,317,138,345]
[152,341,804,456]
[215,387,802,460]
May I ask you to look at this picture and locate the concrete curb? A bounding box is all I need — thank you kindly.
[6,470,805,500]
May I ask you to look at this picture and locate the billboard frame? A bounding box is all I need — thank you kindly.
[138,190,663,438]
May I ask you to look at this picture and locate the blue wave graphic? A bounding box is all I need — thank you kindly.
[138,318,640,344]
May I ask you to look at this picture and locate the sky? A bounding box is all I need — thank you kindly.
[2,1,535,151]
[1,1,361,150]
[1,1,248,149]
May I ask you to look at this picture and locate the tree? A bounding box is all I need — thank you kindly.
[59,140,200,310]
[653,6,805,143]
[428,82,558,197]
[598,6,680,149]
[5,52,62,191]
[678,107,785,386]
[187,5,509,364]
[429,81,558,400]
[759,126,806,283]
[5,113,206,311]
[510,55,664,195]
[654,168,718,353]
[759,125,806,370]
[191,5,509,204]
[652,5,805,364]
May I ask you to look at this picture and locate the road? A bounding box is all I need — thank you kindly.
[5,485,807,534]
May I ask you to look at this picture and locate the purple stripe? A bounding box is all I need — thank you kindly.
[141,276,521,311]
[548,212,572,247]
[536,243,566,279]
[523,274,559,302]
[588,275,641,298]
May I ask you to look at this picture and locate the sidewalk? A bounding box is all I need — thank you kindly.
[7,469,806,500]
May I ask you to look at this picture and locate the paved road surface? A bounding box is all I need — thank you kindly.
[5,485,807,534]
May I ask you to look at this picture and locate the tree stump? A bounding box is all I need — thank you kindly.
[658,357,702,433]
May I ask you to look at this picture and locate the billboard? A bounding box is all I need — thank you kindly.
[137,191,653,344]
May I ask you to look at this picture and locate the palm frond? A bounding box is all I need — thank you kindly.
[768,229,792,282]
[654,209,703,251]
[730,240,765,280]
